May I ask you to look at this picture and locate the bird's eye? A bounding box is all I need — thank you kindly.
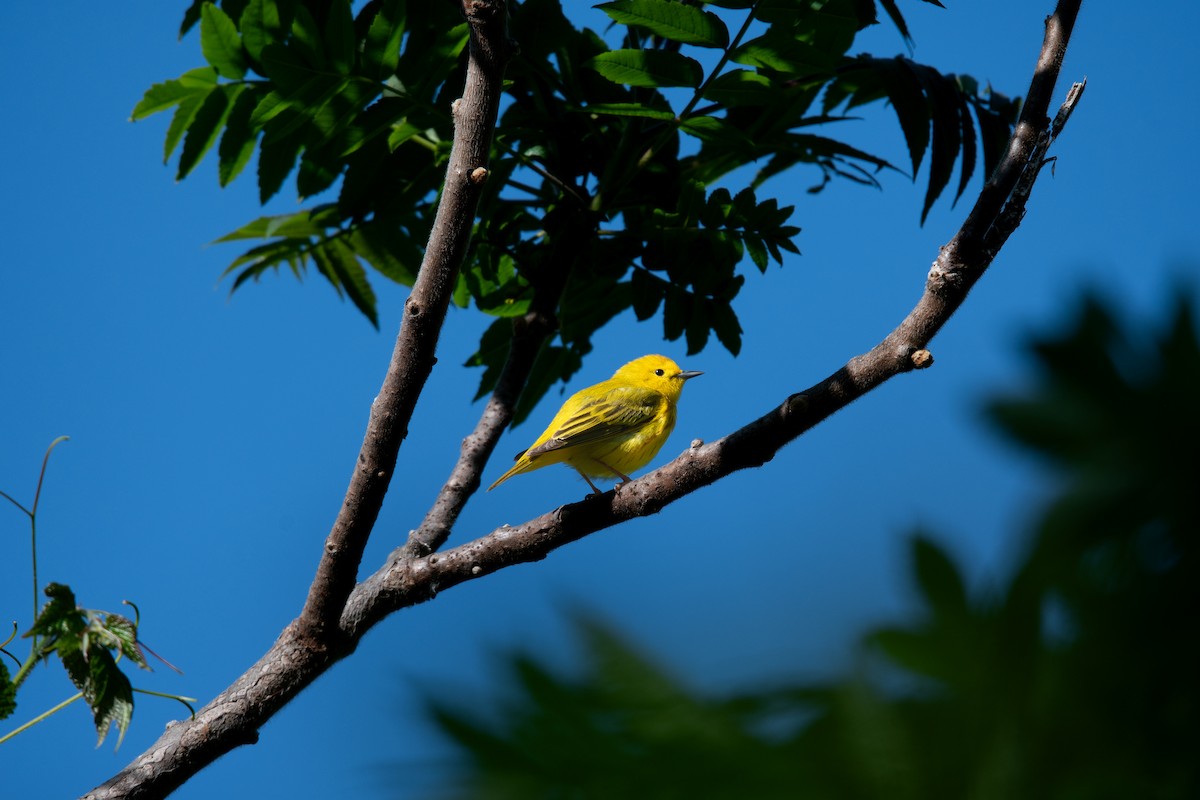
[654,369,664,376]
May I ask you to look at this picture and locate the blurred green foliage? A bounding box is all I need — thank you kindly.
[421,290,1200,798]
[137,0,1016,422]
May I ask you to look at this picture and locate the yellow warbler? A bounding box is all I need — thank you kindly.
[488,354,702,494]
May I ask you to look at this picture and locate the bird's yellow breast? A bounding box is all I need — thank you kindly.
[564,396,675,478]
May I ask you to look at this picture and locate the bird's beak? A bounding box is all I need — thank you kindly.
[675,370,703,380]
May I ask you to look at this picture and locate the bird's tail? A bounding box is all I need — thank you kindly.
[487,450,529,491]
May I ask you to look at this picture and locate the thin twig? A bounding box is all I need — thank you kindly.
[404,309,554,558]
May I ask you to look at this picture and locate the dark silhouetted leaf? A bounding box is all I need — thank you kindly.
[218,86,260,186]
[911,535,968,616]
[579,102,676,120]
[177,84,242,180]
[324,0,356,74]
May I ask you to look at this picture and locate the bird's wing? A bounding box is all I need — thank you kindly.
[525,386,662,458]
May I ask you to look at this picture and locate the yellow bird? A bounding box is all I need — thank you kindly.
[488,354,702,494]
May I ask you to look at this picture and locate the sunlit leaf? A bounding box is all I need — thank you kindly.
[240,0,284,63]
[131,66,218,120]
[200,2,247,80]
[586,49,703,88]
[363,0,407,79]
[597,0,730,48]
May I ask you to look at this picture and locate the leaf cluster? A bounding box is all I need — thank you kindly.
[424,289,1200,798]
[15,584,152,749]
[138,0,1017,418]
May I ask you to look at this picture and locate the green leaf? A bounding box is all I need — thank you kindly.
[179,0,204,38]
[363,0,407,79]
[597,0,730,48]
[710,301,742,355]
[288,6,327,70]
[578,102,676,120]
[248,89,290,129]
[240,0,284,62]
[313,238,379,327]
[513,346,583,426]
[163,98,205,164]
[257,114,305,202]
[742,233,768,272]
[869,627,945,678]
[26,583,82,640]
[83,647,135,749]
[225,240,307,289]
[827,57,929,176]
[631,268,665,321]
[214,205,341,242]
[347,221,422,286]
[586,49,703,89]
[24,584,143,749]
[954,90,977,205]
[663,287,687,341]
[258,41,316,96]
[131,66,218,120]
[156,70,220,163]
[680,116,752,149]
[177,84,241,180]
[877,0,914,45]
[218,86,260,186]
[731,27,841,75]
[912,63,961,223]
[323,0,356,74]
[97,614,148,672]
[701,69,776,107]
[297,148,342,198]
[200,2,247,80]
[0,659,15,721]
[911,536,968,616]
[467,318,513,402]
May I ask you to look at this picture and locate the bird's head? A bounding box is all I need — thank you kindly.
[613,354,703,401]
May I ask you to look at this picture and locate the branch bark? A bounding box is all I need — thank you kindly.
[298,0,512,640]
[85,1,1083,796]
[82,2,513,797]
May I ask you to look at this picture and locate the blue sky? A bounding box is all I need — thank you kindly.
[2,2,1198,797]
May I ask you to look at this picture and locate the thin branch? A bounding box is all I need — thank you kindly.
[403,307,555,558]
[297,0,513,640]
[81,3,513,798]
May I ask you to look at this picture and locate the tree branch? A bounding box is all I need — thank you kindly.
[403,305,555,558]
[296,0,513,642]
[82,2,512,798]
